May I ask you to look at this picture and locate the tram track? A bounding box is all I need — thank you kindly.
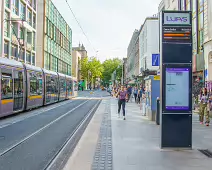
[0,100,73,129]
[45,100,101,170]
[0,99,89,157]
[0,99,101,170]
[0,99,89,155]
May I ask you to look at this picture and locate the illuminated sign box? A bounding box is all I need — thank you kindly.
[163,13,191,25]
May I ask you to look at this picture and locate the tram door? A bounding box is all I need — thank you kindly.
[13,70,24,111]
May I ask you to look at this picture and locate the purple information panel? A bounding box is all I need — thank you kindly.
[165,68,189,110]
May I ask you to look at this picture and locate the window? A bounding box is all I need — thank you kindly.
[67,79,72,93]
[27,32,32,44]
[60,78,66,94]
[26,52,31,63]
[11,23,18,37]
[32,0,36,10]
[192,18,197,35]
[19,28,24,40]
[198,0,203,12]
[5,0,10,8]
[4,12,9,37]
[14,70,23,98]
[27,8,32,26]
[1,69,13,99]
[186,0,191,10]
[44,17,47,34]
[19,50,25,61]
[20,2,26,20]
[4,41,9,58]
[11,44,18,58]
[192,0,196,13]
[32,32,36,50]
[46,75,58,94]
[193,34,197,53]
[29,72,43,95]
[12,0,19,15]
[33,14,36,28]
[198,12,203,30]
[181,0,185,10]
[32,54,35,65]
[44,52,50,70]
[51,55,57,72]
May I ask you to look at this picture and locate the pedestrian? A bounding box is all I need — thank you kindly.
[127,85,132,102]
[199,88,210,126]
[137,88,141,104]
[116,86,128,120]
[133,86,138,102]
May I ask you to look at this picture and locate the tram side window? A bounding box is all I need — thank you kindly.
[30,72,43,95]
[69,80,72,92]
[36,72,43,95]
[60,78,66,93]
[46,76,52,94]
[46,75,57,94]
[1,71,13,99]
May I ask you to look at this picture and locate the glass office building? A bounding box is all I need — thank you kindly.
[37,0,72,75]
[0,0,37,65]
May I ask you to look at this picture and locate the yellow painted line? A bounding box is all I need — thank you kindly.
[1,99,13,105]
[29,95,42,100]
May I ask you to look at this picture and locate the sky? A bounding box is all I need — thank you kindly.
[52,0,161,62]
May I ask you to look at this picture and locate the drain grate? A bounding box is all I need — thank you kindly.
[198,149,212,158]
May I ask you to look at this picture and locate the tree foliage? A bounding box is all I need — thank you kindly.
[102,58,122,84]
[80,57,103,80]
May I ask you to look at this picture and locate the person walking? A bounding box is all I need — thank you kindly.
[116,86,128,120]
[133,86,138,103]
[199,88,210,126]
[127,85,132,102]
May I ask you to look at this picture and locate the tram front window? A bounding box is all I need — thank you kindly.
[1,71,13,100]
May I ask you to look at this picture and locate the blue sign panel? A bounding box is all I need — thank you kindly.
[152,54,160,66]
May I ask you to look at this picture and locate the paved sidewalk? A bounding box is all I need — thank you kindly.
[111,99,212,170]
[63,98,212,170]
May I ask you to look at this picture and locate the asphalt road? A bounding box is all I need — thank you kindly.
[0,97,101,170]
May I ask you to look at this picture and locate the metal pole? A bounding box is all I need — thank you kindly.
[122,61,124,85]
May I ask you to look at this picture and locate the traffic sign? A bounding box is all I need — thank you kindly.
[152,54,160,66]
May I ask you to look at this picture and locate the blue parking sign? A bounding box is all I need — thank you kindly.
[152,54,160,66]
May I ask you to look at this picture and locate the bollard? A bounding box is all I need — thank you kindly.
[156,97,160,125]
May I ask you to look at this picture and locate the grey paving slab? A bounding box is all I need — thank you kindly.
[110,99,212,170]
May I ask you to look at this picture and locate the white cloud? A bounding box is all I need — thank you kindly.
[52,0,161,62]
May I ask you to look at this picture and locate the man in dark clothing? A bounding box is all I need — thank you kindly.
[127,85,132,102]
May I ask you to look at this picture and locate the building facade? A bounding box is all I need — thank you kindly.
[0,0,37,65]
[72,43,87,60]
[36,0,72,75]
[139,17,159,75]
[72,50,81,81]
[165,0,179,10]
[164,0,206,83]
[123,57,127,84]
[127,29,139,80]
[203,0,212,82]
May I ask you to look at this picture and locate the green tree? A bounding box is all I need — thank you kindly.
[80,57,103,88]
[79,57,89,80]
[102,58,122,86]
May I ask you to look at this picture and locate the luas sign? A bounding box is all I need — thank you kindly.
[164,12,191,25]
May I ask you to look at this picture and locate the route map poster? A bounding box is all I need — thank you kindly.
[165,68,189,110]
